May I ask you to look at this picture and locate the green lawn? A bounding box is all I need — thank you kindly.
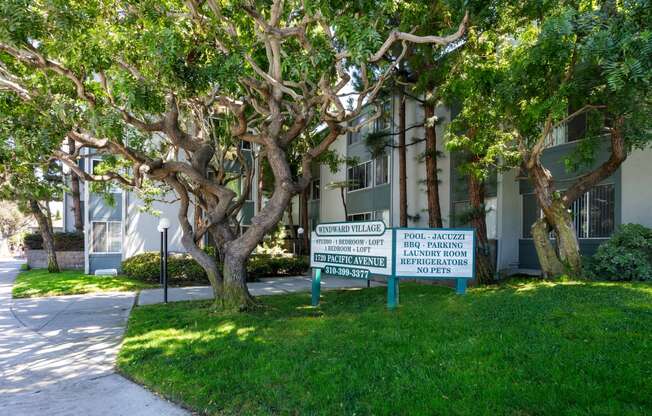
[118,280,652,415]
[12,268,156,298]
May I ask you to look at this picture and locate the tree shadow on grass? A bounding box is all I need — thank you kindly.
[119,281,652,415]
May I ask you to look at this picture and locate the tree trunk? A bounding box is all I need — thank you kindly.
[208,144,297,310]
[398,91,408,227]
[220,252,257,310]
[70,174,83,232]
[29,200,60,273]
[468,176,494,283]
[424,99,443,228]
[526,118,626,278]
[530,200,581,278]
[299,187,310,254]
[549,199,582,274]
[67,137,83,232]
[531,219,564,278]
[257,155,264,213]
[340,187,348,219]
[529,161,583,277]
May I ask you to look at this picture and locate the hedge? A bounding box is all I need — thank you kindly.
[121,251,309,284]
[247,254,309,279]
[584,223,652,281]
[121,252,209,285]
[23,232,84,251]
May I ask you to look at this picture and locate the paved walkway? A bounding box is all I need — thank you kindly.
[0,260,381,414]
[138,276,383,305]
[0,259,188,416]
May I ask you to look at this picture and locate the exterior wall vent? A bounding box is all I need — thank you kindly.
[94,268,118,276]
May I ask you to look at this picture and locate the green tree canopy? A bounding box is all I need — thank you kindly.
[0,0,469,308]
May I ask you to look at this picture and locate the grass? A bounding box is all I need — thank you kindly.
[12,268,156,298]
[118,280,652,415]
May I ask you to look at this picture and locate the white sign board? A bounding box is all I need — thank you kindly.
[311,221,392,278]
[395,228,475,279]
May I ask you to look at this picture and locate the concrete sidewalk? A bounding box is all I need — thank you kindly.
[138,276,384,306]
[0,259,188,416]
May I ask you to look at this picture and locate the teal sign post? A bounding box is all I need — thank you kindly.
[310,222,475,309]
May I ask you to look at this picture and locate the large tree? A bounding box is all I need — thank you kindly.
[0,92,69,272]
[501,1,651,277]
[442,27,518,283]
[0,202,31,255]
[394,0,469,229]
[444,1,652,277]
[0,0,468,309]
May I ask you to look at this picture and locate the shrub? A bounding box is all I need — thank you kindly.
[247,254,309,280]
[121,252,209,284]
[23,232,84,251]
[122,251,309,284]
[584,223,652,281]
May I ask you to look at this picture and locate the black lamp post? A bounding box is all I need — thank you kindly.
[158,217,170,303]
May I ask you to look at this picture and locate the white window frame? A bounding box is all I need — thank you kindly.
[91,158,103,175]
[347,160,373,193]
[347,211,373,222]
[374,154,390,186]
[240,140,252,151]
[90,220,123,254]
[375,99,392,132]
[348,113,370,146]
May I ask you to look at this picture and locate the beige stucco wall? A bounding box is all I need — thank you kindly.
[26,249,85,270]
[496,168,521,271]
[620,146,652,228]
[123,192,192,259]
[319,134,348,222]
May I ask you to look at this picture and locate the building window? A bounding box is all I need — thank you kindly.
[348,113,370,146]
[453,200,471,229]
[375,154,389,186]
[91,221,122,253]
[311,179,320,200]
[521,194,538,238]
[375,100,392,132]
[546,111,587,148]
[91,159,103,175]
[347,160,373,191]
[522,184,615,238]
[571,184,615,238]
[241,140,252,150]
[347,212,373,221]
[452,198,496,239]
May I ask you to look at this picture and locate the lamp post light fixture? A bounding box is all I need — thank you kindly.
[158,217,171,303]
[296,227,305,256]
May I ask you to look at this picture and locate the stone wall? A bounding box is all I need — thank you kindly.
[26,249,84,270]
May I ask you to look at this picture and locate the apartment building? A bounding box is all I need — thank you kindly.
[304,95,652,274]
[62,94,651,275]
